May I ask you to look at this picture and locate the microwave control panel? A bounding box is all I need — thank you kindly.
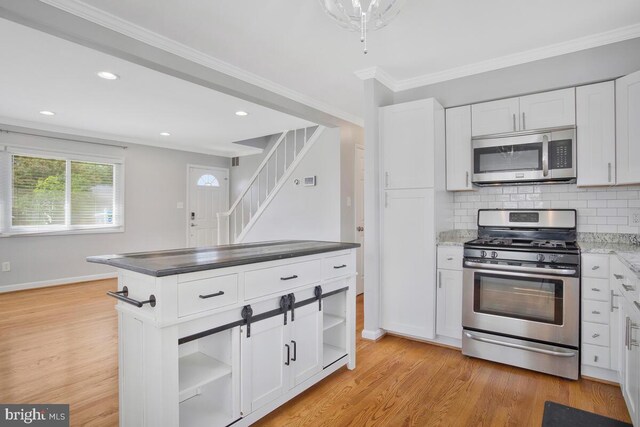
[549,139,572,169]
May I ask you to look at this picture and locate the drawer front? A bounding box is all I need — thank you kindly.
[437,247,463,271]
[582,343,610,369]
[613,269,640,302]
[178,274,238,317]
[245,260,321,300]
[581,254,610,278]
[582,300,610,324]
[582,278,610,302]
[582,322,610,346]
[322,253,355,280]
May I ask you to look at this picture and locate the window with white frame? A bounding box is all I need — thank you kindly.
[1,150,124,236]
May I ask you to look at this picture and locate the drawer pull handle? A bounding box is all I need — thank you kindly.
[592,266,600,270]
[333,265,347,269]
[591,288,601,292]
[199,291,224,299]
[594,355,599,362]
[291,340,297,361]
[635,301,640,312]
[281,275,299,281]
[592,310,601,315]
[107,286,156,308]
[447,257,454,261]
[592,333,600,338]
[285,344,290,365]
[622,284,636,292]
[614,274,624,280]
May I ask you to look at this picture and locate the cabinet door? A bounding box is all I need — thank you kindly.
[610,289,622,373]
[445,106,473,191]
[616,70,640,185]
[436,269,463,340]
[380,99,434,189]
[290,303,322,387]
[241,316,290,413]
[471,98,520,136]
[519,88,576,130]
[621,300,640,425]
[576,82,616,187]
[381,188,436,339]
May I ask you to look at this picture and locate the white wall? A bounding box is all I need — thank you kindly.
[242,127,341,242]
[0,131,229,291]
[453,184,640,234]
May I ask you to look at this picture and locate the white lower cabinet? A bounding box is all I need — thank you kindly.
[620,295,640,426]
[436,268,463,341]
[381,188,436,339]
[290,304,323,386]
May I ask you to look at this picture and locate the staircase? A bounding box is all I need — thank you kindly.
[217,125,325,244]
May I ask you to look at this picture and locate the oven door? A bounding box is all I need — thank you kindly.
[462,262,579,347]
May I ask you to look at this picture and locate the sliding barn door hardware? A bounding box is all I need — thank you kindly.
[315,286,323,311]
[241,305,253,337]
[280,295,290,325]
[288,293,296,321]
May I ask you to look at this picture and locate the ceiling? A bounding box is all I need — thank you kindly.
[0,17,313,157]
[43,0,640,123]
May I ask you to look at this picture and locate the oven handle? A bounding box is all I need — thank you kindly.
[464,332,576,358]
[463,260,576,276]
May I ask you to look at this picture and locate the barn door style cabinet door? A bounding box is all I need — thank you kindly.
[445,105,473,191]
[616,69,640,185]
[379,98,449,341]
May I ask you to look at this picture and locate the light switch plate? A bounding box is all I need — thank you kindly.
[629,208,640,226]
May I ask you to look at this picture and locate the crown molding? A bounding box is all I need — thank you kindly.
[40,0,364,127]
[355,23,640,92]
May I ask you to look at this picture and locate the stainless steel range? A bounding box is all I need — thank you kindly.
[462,209,580,380]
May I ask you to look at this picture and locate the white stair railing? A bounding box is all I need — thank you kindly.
[217,125,323,244]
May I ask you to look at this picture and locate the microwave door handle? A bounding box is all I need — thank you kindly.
[542,135,549,177]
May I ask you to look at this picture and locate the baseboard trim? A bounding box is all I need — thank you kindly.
[580,365,620,385]
[361,328,386,341]
[0,272,118,293]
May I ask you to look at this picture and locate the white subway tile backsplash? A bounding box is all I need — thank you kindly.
[452,183,640,234]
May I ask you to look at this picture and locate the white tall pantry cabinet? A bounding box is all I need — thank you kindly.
[616,69,640,185]
[379,98,453,340]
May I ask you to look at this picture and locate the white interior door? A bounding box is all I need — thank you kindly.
[188,165,229,247]
[355,145,365,295]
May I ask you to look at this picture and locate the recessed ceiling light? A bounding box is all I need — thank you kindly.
[235,111,249,117]
[39,110,56,116]
[160,132,171,136]
[97,71,120,80]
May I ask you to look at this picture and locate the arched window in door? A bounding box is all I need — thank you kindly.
[197,174,220,187]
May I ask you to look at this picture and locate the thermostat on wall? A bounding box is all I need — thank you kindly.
[303,176,316,186]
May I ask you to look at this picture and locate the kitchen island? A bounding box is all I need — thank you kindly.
[88,240,359,427]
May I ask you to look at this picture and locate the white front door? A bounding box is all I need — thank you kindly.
[188,165,229,247]
[355,145,365,295]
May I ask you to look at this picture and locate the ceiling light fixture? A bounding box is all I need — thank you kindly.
[318,0,405,54]
[160,132,171,136]
[97,71,120,80]
[39,110,56,116]
[235,111,249,117]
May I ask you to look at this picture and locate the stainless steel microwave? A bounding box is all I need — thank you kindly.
[472,127,576,185]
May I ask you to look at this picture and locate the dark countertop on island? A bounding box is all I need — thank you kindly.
[87,240,360,277]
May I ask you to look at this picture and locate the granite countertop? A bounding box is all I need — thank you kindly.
[87,240,360,277]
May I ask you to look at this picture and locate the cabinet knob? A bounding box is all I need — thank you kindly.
[592,333,600,339]
[592,310,601,315]
[592,265,600,270]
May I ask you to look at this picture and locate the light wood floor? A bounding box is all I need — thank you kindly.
[1,279,632,426]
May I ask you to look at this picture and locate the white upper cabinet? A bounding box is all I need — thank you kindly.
[471,88,576,137]
[445,106,473,191]
[576,82,616,187]
[616,70,640,185]
[519,87,576,130]
[380,99,435,189]
[471,98,519,136]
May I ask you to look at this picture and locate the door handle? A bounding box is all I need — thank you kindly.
[465,171,469,187]
[522,112,526,130]
[357,226,364,232]
[512,113,516,131]
[438,271,442,289]
[291,340,297,361]
[285,344,291,366]
[608,163,612,183]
